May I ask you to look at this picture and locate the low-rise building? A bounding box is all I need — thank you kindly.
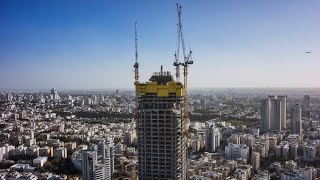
[33,157,48,167]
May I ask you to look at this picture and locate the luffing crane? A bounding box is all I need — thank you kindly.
[174,4,193,136]
[134,21,139,84]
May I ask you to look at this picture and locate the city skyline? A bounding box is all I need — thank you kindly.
[1,0,320,89]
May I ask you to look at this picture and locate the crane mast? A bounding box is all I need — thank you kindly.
[174,4,193,136]
[134,21,139,84]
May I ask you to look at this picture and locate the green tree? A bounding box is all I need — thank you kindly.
[0,134,6,143]
[9,136,20,147]
[43,161,54,172]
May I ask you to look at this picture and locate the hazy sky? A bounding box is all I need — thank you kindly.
[1,0,319,89]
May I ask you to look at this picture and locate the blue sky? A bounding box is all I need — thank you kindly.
[0,0,319,89]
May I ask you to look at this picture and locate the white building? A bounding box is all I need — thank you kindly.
[205,124,221,152]
[82,150,99,180]
[98,140,114,180]
[81,140,114,180]
[33,157,47,167]
[0,144,15,160]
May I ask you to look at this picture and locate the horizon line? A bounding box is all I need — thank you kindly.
[1,86,320,92]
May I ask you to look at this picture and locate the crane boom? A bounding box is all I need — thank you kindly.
[174,4,181,82]
[177,5,187,59]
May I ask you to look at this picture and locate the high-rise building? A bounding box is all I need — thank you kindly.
[135,69,187,180]
[205,124,221,152]
[82,140,114,180]
[98,140,114,180]
[291,104,302,134]
[278,96,287,129]
[260,96,287,132]
[303,95,310,111]
[261,98,271,132]
[82,150,98,180]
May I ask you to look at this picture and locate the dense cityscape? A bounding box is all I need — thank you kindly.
[0,87,320,179]
[1,0,320,180]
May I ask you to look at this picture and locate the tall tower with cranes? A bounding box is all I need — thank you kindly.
[134,4,193,180]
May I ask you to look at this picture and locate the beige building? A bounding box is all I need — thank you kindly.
[53,147,67,159]
[39,146,53,157]
[251,152,260,171]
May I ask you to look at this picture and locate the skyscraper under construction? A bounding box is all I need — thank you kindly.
[135,68,187,179]
[133,4,192,180]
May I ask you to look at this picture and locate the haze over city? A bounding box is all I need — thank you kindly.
[1,0,320,89]
[3,1,320,180]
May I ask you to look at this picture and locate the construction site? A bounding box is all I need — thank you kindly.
[134,4,193,180]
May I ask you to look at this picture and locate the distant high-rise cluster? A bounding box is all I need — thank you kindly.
[50,88,60,100]
[260,95,287,132]
[82,140,114,180]
[0,93,14,102]
[290,104,302,134]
